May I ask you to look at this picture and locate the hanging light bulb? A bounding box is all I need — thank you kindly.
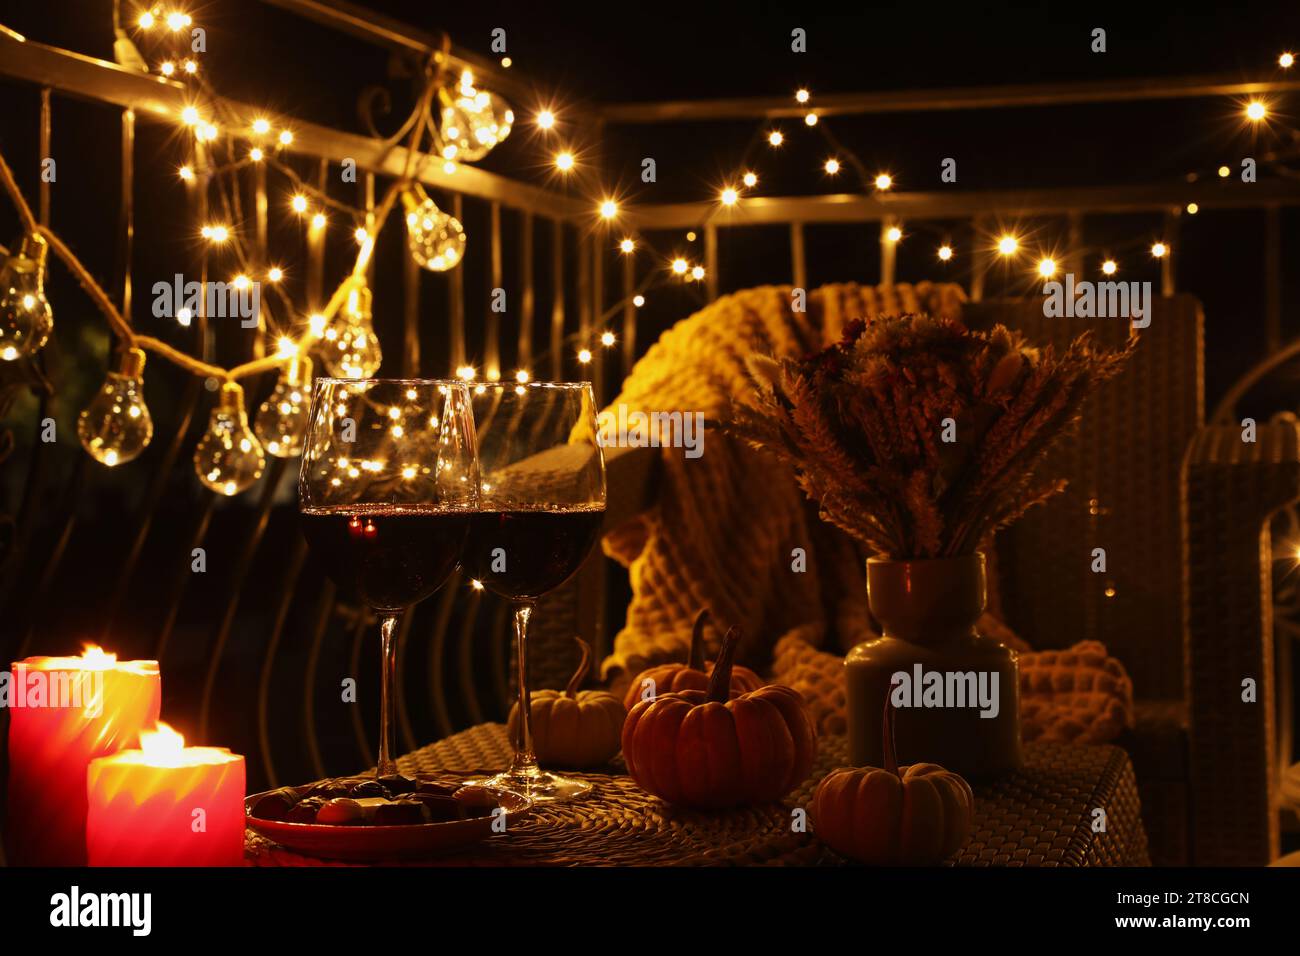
[77,347,153,466]
[254,353,313,457]
[319,281,382,379]
[0,234,54,362]
[437,81,514,162]
[401,185,466,272]
[194,381,266,496]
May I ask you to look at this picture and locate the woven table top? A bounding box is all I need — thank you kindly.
[246,723,1149,867]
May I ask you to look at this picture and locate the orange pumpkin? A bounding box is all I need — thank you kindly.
[813,691,974,865]
[509,639,625,768]
[622,626,816,808]
[623,609,765,710]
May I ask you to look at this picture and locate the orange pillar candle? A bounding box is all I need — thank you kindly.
[86,722,245,867]
[4,647,160,865]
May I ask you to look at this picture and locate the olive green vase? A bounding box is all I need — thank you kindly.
[845,552,1022,779]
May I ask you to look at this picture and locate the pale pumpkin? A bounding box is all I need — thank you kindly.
[622,626,817,808]
[509,638,625,768]
[812,692,974,865]
[622,609,765,710]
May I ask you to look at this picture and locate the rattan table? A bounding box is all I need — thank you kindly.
[246,723,1149,866]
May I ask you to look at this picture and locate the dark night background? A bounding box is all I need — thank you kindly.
[2,1,1300,792]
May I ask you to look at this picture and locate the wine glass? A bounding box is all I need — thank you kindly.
[465,382,607,802]
[299,379,478,777]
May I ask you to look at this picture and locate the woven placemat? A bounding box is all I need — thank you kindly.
[246,724,1149,867]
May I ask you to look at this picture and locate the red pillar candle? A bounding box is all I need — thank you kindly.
[86,722,245,867]
[4,647,161,865]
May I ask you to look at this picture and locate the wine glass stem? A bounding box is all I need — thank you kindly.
[508,602,538,775]
[377,612,401,778]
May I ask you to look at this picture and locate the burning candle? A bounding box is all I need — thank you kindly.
[4,647,160,865]
[86,722,245,867]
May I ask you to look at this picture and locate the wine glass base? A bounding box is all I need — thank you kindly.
[465,768,592,803]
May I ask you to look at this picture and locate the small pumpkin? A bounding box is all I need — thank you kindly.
[623,609,765,710]
[622,626,817,808]
[508,638,625,768]
[813,691,974,865]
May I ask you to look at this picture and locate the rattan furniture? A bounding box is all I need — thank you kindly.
[245,723,1149,866]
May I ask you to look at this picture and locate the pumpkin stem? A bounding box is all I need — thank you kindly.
[565,638,592,700]
[687,608,710,671]
[706,627,740,703]
[882,680,900,778]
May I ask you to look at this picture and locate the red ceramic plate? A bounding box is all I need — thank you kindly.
[245,784,532,862]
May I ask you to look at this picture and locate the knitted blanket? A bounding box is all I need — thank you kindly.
[598,282,1134,744]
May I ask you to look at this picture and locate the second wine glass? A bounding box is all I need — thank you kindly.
[465,381,606,802]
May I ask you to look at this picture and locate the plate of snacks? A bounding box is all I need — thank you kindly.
[245,773,531,861]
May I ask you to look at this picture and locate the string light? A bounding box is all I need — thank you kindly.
[438,80,514,161]
[619,238,635,253]
[183,59,197,75]
[138,11,155,28]
[178,165,194,182]
[249,147,263,162]
[456,365,476,381]
[1246,101,1267,121]
[166,11,185,31]
[1037,257,1057,277]
[515,370,530,383]
[254,354,313,458]
[310,212,326,230]
[196,122,218,143]
[768,130,784,147]
[1281,52,1295,69]
[203,224,230,243]
[1218,165,1230,178]
[824,159,840,175]
[267,267,283,282]
[686,231,696,242]
[555,151,575,171]
[1102,259,1118,275]
[691,265,705,280]
[874,173,892,191]
[78,347,153,467]
[232,274,251,291]
[354,226,369,243]
[176,307,193,327]
[884,226,902,242]
[599,199,618,220]
[252,118,271,135]
[632,295,645,307]
[601,331,616,346]
[321,281,382,379]
[1151,242,1168,258]
[720,187,738,206]
[160,61,176,77]
[291,195,308,214]
[937,245,953,261]
[795,89,810,103]
[997,235,1019,256]
[0,234,53,362]
[671,258,688,275]
[537,110,555,129]
[195,382,265,496]
[181,106,200,125]
[742,171,757,188]
[577,348,592,364]
[403,186,466,271]
[1186,202,1199,214]
[804,112,818,126]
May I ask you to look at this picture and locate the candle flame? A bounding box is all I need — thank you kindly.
[140,722,186,758]
[80,644,119,669]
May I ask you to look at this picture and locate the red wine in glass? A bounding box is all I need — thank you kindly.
[300,504,471,611]
[467,507,604,603]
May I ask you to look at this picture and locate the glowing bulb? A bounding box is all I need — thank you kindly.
[291,195,308,214]
[824,159,840,175]
[177,307,193,326]
[178,165,194,182]
[1281,52,1295,69]
[515,369,530,383]
[77,347,152,467]
[1186,202,1199,214]
[671,258,688,275]
[1101,259,1117,275]
[632,294,645,307]
[456,365,476,381]
[601,331,616,347]
[252,118,271,135]
[768,130,784,147]
[194,382,265,496]
[1218,165,1230,178]
[440,85,513,161]
[937,245,953,261]
[1246,101,1266,121]
[354,226,369,243]
[804,112,818,126]
[401,186,466,271]
[554,151,578,174]
[166,11,185,30]
[138,11,155,28]
[600,200,618,220]
[471,579,484,591]
[196,123,217,142]
[278,130,293,145]
[160,61,176,76]
[720,187,738,206]
[308,313,326,337]
[249,147,263,162]
[311,212,326,231]
[577,349,592,364]
[208,225,229,243]
[997,235,1018,256]
[183,59,197,75]
[743,171,757,188]
[232,274,251,291]
[0,234,53,361]
[885,226,902,242]
[1037,258,1057,277]
[181,106,200,125]
[537,110,555,129]
[254,354,313,458]
[686,231,697,242]
[874,173,892,190]
[1151,242,1168,258]
[267,267,283,282]
[691,265,705,280]
[795,88,810,103]
[320,283,382,378]
[620,238,635,253]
